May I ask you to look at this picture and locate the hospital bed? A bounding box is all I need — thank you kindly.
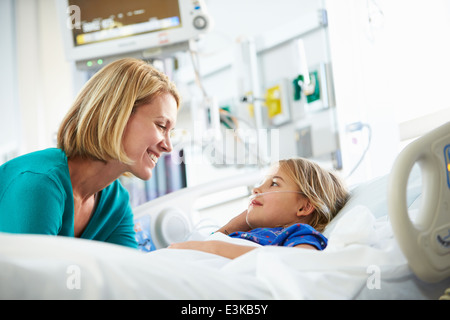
[0,122,449,299]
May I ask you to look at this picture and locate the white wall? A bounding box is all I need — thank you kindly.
[0,0,21,163]
[14,0,74,154]
[326,0,450,183]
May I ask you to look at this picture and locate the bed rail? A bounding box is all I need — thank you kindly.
[388,121,450,283]
[133,170,261,249]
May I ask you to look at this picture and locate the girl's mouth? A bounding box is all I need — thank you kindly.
[251,199,262,206]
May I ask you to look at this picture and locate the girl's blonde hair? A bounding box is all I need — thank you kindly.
[278,158,349,232]
[57,58,180,165]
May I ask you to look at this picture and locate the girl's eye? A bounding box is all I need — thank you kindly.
[270,180,279,187]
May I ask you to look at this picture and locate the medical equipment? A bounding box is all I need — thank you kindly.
[56,0,212,70]
[1,122,449,299]
[248,191,304,201]
[388,121,450,283]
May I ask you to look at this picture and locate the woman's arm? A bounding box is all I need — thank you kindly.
[0,173,64,235]
[169,240,257,259]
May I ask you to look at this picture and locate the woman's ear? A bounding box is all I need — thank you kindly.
[297,200,315,217]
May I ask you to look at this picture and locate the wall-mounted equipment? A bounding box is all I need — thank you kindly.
[264,79,291,127]
[293,62,335,112]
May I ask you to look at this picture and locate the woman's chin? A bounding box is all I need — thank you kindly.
[130,166,153,181]
[141,169,153,181]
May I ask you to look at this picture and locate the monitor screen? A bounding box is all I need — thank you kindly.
[69,0,182,47]
[58,0,211,65]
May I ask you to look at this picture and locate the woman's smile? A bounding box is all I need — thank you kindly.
[146,149,159,165]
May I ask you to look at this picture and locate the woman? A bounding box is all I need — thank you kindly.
[0,58,180,248]
[170,158,349,258]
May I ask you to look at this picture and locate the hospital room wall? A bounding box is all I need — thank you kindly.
[0,0,21,163]
[325,0,450,183]
[0,0,75,161]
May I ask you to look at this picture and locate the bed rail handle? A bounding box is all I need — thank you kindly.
[388,121,450,283]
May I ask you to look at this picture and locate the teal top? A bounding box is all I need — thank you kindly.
[0,148,138,248]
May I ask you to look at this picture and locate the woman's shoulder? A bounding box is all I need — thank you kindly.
[1,148,67,173]
[0,148,70,194]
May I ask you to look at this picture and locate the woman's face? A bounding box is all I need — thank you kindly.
[247,164,309,228]
[122,93,177,180]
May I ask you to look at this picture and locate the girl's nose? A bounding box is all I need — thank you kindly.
[251,186,262,195]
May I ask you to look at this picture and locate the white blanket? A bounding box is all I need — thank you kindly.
[0,205,438,299]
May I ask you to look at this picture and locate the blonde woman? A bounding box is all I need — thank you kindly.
[170,158,349,258]
[0,58,180,248]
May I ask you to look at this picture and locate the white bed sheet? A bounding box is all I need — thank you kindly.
[3,203,447,300]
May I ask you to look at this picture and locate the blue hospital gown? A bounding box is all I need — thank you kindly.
[228,223,327,250]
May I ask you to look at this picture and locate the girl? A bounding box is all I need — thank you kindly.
[170,158,349,258]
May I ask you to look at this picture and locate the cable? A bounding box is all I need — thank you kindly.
[182,218,221,242]
[189,46,209,99]
[345,122,372,179]
[188,43,269,169]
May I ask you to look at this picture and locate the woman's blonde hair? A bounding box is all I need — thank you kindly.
[57,58,180,164]
[278,158,349,232]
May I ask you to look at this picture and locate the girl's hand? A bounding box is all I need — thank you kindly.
[215,210,251,235]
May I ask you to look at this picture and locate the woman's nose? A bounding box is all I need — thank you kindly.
[160,134,173,153]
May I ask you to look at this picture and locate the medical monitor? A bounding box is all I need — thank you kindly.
[57,0,211,69]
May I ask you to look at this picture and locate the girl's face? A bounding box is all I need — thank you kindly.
[247,164,311,228]
[122,93,177,180]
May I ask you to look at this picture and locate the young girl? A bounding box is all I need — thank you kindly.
[169,158,349,259]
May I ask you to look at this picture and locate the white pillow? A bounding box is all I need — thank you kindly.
[323,165,422,238]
